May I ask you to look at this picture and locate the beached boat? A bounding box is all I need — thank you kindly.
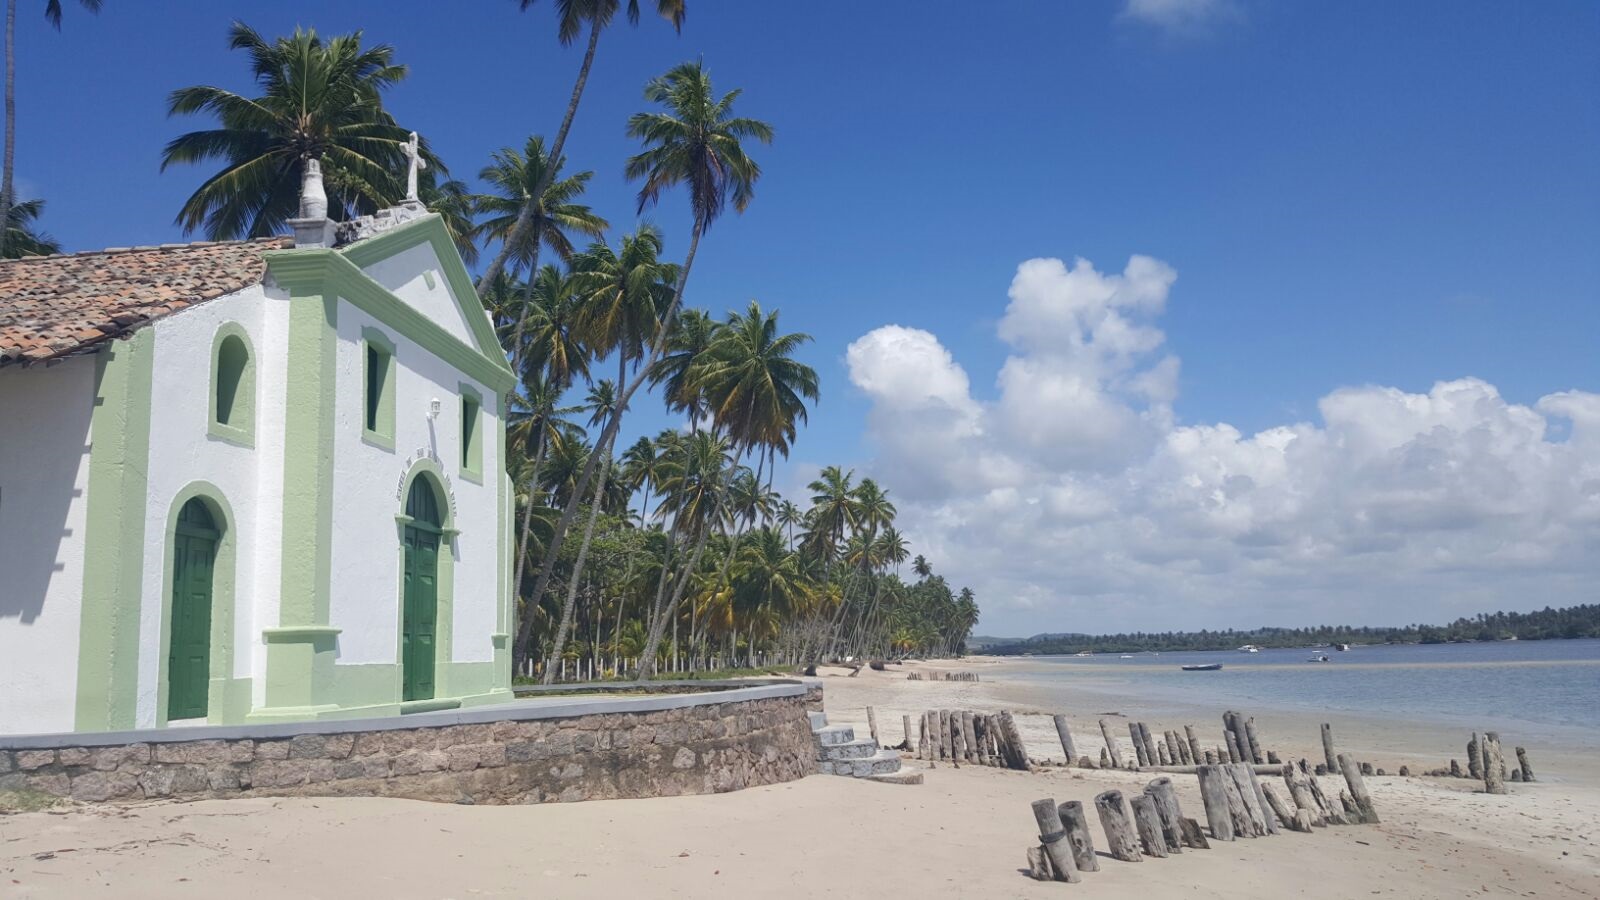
[1181,663,1223,671]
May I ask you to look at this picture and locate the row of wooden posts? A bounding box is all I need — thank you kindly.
[520,651,798,682]
[905,671,980,682]
[1023,729,1382,884]
[913,709,1032,769]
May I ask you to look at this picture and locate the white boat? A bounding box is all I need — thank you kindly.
[1119,654,1133,659]
[1073,651,1093,658]
[1237,645,1260,653]
[1307,655,1329,663]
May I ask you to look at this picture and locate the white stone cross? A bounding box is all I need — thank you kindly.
[403,131,426,203]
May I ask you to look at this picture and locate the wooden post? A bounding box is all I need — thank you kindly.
[961,711,978,764]
[1185,725,1203,767]
[1227,763,1268,836]
[999,711,1031,771]
[1139,723,1160,769]
[974,714,991,765]
[1057,801,1101,872]
[903,714,913,753]
[1319,724,1339,777]
[1144,777,1186,853]
[949,711,966,764]
[1178,818,1211,850]
[1196,765,1235,841]
[1306,768,1347,825]
[1024,847,1052,882]
[1482,737,1506,795]
[1223,721,1244,764]
[1219,763,1258,837]
[938,710,953,761]
[1467,734,1483,780]
[1516,746,1535,783]
[1130,795,1170,858]
[1030,798,1081,883]
[1244,717,1264,764]
[1245,766,1281,835]
[1282,764,1325,827]
[1337,752,1380,822]
[1100,718,1122,767]
[866,706,880,747]
[1052,714,1076,765]
[1262,783,1308,832]
[1130,722,1149,766]
[1094,790,1144,862]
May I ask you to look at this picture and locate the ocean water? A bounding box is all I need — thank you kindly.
[1020,638,1600,738]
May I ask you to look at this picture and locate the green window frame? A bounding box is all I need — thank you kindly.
[208,323,255,448]
[361,326,397,451]
[459,383,483,483]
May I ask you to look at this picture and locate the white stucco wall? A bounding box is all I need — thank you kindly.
[357,242,477,348]
[328,300,500,670]
[0,357,95,734]
[134,285,286,727]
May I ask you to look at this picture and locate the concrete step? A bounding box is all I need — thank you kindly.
[807,711,828,730]
[821,739,877,762]
[813,724,856,746]
[863,769,924,786]
[820,749,905,777]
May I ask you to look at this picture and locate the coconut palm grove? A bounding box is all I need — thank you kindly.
[0,4,977,678]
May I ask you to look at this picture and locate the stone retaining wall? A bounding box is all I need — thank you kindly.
[0,683,822,806]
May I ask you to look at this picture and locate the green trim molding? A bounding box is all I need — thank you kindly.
[360,326,397,452]
[207,322,256,449]
[74,329,155,732]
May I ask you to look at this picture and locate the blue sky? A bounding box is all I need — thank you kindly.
[16,0,1600,633]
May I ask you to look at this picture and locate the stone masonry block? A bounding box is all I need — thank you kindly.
[57,748,92,767]
[16,750,56,770]
[70,771,142,802]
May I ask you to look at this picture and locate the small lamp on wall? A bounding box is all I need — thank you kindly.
[429,397,442,420]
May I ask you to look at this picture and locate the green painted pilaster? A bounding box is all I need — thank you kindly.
[253,252,342,718]
[74,330,155,732]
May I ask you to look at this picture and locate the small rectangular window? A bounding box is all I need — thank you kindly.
[361,328,396,450]
[365,344,384,433]
[460,389,482,480]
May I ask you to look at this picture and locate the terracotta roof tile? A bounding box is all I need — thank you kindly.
[0,236,291,366]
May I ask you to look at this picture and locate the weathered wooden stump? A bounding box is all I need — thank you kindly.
[1030,798,1081,883]
[1185,725,1204,767]
[1178,817,1211,849]
[1320,723,1339,775]
[1052,714,1076,765]
[960,711,978,764]
[1144,777,1185,853]
[1516,746,1535,783]
[1057,800,1101,872]
[1100,718,1121,767]
[1130,795,1170,858]
[1337,752,1380,822]
[1261,783,1306,832]
[1244,717,1265,764]
[867,706,880,747]
[1139,723,1159,769]
[902,714,913,753]
[1483,736,1506,795]
[1095,790,1144,862]
[999,711,1031,771]
[1130,722,1149,767]
[1467,733,1483,781]
[1195,765,1236,841]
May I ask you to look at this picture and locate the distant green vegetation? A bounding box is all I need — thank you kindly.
[986,603,1600,655]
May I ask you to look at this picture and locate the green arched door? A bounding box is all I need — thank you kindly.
[402,478,442,701]
[168,498,217,721]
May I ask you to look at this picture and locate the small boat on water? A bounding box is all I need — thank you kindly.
[1119,654,1134,659]
[1307,655,1330,662]
[1237,644,1260,653]
[1334,643,1350,651]
[1181,663,1223,671]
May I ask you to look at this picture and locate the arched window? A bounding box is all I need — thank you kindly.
[209,325,255,447]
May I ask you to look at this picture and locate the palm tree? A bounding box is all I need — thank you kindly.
[1,196,58,257]
[775,499,802,550]
[471,135,609,269]
[417,172,478,265]
[513,228,676,670]
[912,554,932,580]
[477,0,686,291]
[1,0,100,258]
[162,23,435,239]
[648,307,716,428]
[621,435,663,521]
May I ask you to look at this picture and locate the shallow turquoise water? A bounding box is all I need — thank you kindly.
[1023,638,1600,737]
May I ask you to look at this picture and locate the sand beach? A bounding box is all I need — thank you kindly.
[2,656,1597,898]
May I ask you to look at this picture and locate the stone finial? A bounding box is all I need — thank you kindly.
[289,156,335,249]
[299,158,329,220]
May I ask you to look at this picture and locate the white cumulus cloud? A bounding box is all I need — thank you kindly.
[846,255,1600,634]
[1120,0,1239,33]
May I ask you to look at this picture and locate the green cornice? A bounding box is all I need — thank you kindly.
[264,243,515,394]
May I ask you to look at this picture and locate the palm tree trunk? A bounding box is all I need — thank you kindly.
[477,19,601,291]
[540,426,618,684]
[512,223,704,669]
[1,0,16,259]
[510,426,550,616]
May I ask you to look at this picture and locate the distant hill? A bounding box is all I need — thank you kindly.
[984,603,1600,656]
[965,634,1025,650]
